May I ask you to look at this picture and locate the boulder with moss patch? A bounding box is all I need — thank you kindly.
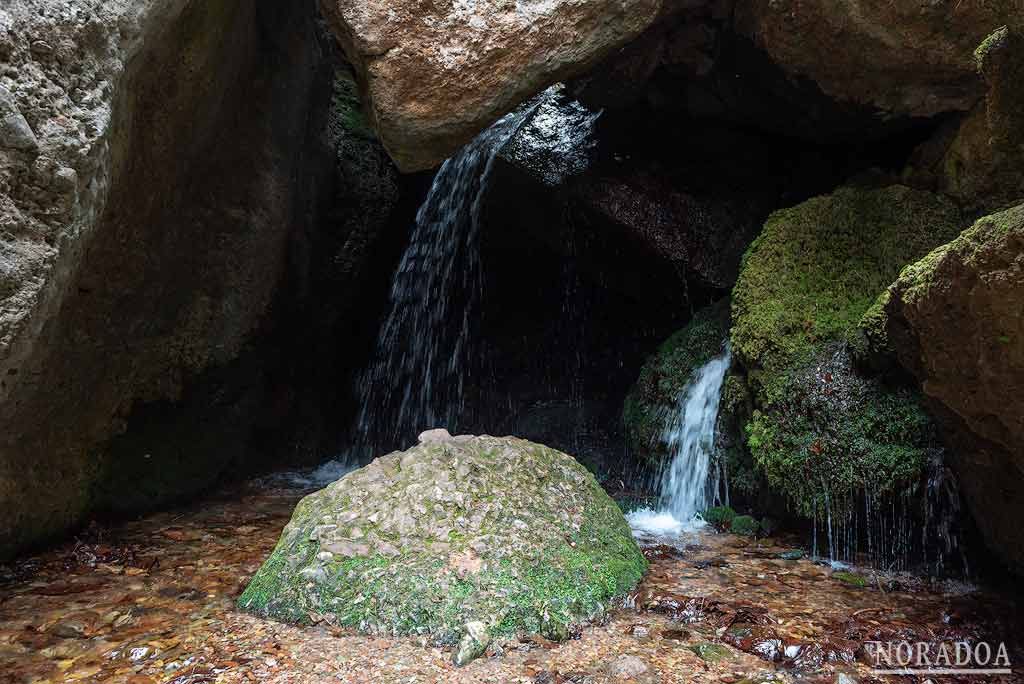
[866,203,1024,573]
[239,433,646,649]
[730,186,962,520]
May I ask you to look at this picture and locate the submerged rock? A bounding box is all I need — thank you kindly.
[318,0,662,171]
[869,203,1024,573]
[239,435,646,644]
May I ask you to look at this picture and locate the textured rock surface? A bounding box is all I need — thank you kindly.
[318,0,663,171]
[239,434,646,643]
[735,1,1014,120]
[875,204,1024,572]
[0,1,377,558]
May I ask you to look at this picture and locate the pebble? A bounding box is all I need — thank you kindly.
[606,654,649,680]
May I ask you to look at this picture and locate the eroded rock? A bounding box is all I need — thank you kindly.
[318,0,663,171]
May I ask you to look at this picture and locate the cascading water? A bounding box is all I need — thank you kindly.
[628,345,731,536]
[350,103,539,458]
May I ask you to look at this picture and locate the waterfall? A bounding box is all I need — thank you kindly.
[351,103,538,457]
[628,345,731,535]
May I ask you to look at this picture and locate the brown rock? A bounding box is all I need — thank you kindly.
[879,204,1024,572]
[318,0,663,171]
[735,0,1016,119]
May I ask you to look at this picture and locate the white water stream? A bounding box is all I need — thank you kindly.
[628,345,731,536]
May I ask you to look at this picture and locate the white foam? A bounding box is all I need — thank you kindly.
[627,507,707,537]
[267,459,353,489]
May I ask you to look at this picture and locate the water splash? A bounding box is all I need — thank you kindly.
[628,344,731,536]
[352,102,539,457]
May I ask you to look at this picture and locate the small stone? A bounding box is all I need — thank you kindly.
[835,674,858,684]
[49,619,87,639]
[606,655,648,680]
[52,166,78,193]
[29,40,53,57]
[419,428,452,443]
[632,625,650,639]
[453,621,490,666]
[0,87,38,153]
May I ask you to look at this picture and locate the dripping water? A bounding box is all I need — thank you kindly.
[628,345,731,536]
[350,101,540,458]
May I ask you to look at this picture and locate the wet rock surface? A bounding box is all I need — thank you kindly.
[0,477,1020,683]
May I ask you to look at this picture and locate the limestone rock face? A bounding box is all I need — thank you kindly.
[0,1,344,558]
[318,0,663,171]
[878,204,1024,572]
[239,435,646,644]
[735,0,1015,119]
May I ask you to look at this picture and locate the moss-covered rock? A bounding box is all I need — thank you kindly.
[701,506,737,528]
[866,203,1024,573]
[239,433,646,645]
[731,185,962,404]
[623,299,731,466]
[730,186,962,519]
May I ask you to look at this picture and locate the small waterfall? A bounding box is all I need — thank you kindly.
[352,104,538,457]
[629,345,731,535]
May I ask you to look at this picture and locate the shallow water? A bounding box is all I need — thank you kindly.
[0,477,1019,684]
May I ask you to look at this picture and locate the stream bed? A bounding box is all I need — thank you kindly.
[0,476,1019,684]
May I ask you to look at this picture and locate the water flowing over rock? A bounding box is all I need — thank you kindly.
[354,103,537,456]
[318,0,663,171]
[658,346,730,522]
[239,435,646,649]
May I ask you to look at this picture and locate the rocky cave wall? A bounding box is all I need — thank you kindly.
[0,0,410,559]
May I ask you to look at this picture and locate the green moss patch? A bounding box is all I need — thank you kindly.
[729,515,760,536]
[239,436,646,644]
[731,185,961,404]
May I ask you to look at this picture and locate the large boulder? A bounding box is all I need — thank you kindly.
[0,1,395,558]
[239,433,646,645]
[735,1,1014,120]
[730,186,962,520]
[870,203,1024,572]
[318,0,663,171]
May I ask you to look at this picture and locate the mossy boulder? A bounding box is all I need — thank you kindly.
[239,433,646,644]
[866,203,1024,573]
[623,299,730,466]
[730,186,962,518]
[731,185,962,403]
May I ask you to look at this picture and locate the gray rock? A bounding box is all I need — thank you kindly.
[418,428,452,443]
[453,621,491,666]
[606,655,649,680]
[0,87,38,152]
